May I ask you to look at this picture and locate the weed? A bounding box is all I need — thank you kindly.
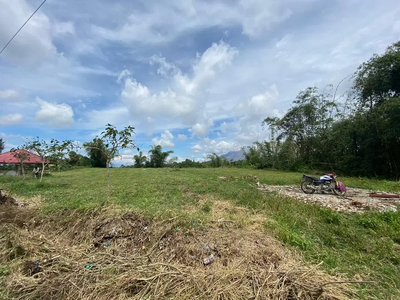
[201,200,212,213]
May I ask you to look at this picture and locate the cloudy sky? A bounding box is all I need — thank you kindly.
[0,0,399,165]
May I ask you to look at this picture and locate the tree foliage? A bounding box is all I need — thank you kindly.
[353,41,400,109]
[12,149,30,178]
[148,145,173,168]
[84,138,108,168]
[0,138,4,153]
[206,153,228,168]
[48,139,73,171]
[68,151,92,167]
[84,124,135,189]
[133,151,147,168]
[24,138,70,182]
[257,40,400,178]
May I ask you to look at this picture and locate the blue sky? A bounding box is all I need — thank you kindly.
[0,0,399,165]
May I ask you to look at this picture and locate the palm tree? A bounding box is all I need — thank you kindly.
[133,151,147,168]
[148,145,174,168]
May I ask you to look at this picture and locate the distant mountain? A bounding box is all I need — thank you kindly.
[222,150,245,162]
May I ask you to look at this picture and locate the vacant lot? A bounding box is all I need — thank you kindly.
[1,168,400,299]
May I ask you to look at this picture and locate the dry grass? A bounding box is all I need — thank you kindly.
[0,200,357,300]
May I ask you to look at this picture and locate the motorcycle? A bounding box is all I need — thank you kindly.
[301,173,346,196]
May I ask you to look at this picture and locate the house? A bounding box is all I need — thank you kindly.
[0,150,47,176]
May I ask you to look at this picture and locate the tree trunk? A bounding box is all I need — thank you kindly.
[40,162,45,182]
[106,159,111,201]
[20,163,25,178]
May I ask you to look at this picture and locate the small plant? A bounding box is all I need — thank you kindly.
[201,201,213,213]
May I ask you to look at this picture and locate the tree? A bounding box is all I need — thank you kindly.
[0,138,4,153]
[347,41,400,177]
[67,151,91,167]
[12,150,30,178]
[24,138,51,182]
[206,153,227,167]
[84,138,108,168]
[133,151,147,168]
[353,41,400,110]
[85,124,135,189]
[68,151,80,166]
[148,145,173,168]
[263,86,337,166]
[48,139,72,172]
[24,138,72,182]
[167,156,179,167]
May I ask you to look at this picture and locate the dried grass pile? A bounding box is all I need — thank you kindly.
[0,201,355,300]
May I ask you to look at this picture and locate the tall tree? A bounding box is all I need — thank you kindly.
[133,151,147,168]
[0,138,4,153]
[206,153,227,167]
[350,41,400,177]
[68,151,80,166]
[263,86,337,166]
[353,41,400,110]
[67,151,91,167]
[84,138,108,168]
[148,145,173,168]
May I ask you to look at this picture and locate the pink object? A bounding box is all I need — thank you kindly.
[337,181,346,192]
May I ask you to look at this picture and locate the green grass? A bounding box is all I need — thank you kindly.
[1,168,400,299]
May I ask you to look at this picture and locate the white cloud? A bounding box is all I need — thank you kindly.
[235,85,279,116]
[152,130,175,148]
[111,154,134,166]
[201,138,241,155]
[150,54,179,77]
[220,121,240,133]
[35,98,74,128]
[189,119,214,137]
[0,113,23,125]
[52,21,75,36]
[177,134,188,141]
[91,0,295,44]
[276,34,292,48]
[0,90,18,99]
[191,144,202,153]
[83,107,130,130]
[121,41,237,130]
[239,0,292,37]
[117,69,131,83]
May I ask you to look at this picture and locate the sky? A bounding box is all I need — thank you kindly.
[0,0,399,166]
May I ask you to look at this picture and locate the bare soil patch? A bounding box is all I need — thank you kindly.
[257,184,400,213]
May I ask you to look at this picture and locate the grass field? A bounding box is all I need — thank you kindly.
[1,168,400,299]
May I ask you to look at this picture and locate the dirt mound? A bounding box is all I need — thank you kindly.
[0,190,19,206]
[0,204,355,300]
[93,212,151,248]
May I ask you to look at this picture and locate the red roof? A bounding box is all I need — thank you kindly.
[0,150,47,164]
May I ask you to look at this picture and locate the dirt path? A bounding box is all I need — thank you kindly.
[257,184,399,213]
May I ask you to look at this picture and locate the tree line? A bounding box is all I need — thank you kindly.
[244,41,400,179]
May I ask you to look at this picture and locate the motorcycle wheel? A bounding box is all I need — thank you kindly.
[301,179,315,194]
[333,183,346,196]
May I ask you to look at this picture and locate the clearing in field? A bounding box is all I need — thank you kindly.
[1,168,400,299]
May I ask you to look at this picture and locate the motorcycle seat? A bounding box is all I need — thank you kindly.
[303,175,320,181]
